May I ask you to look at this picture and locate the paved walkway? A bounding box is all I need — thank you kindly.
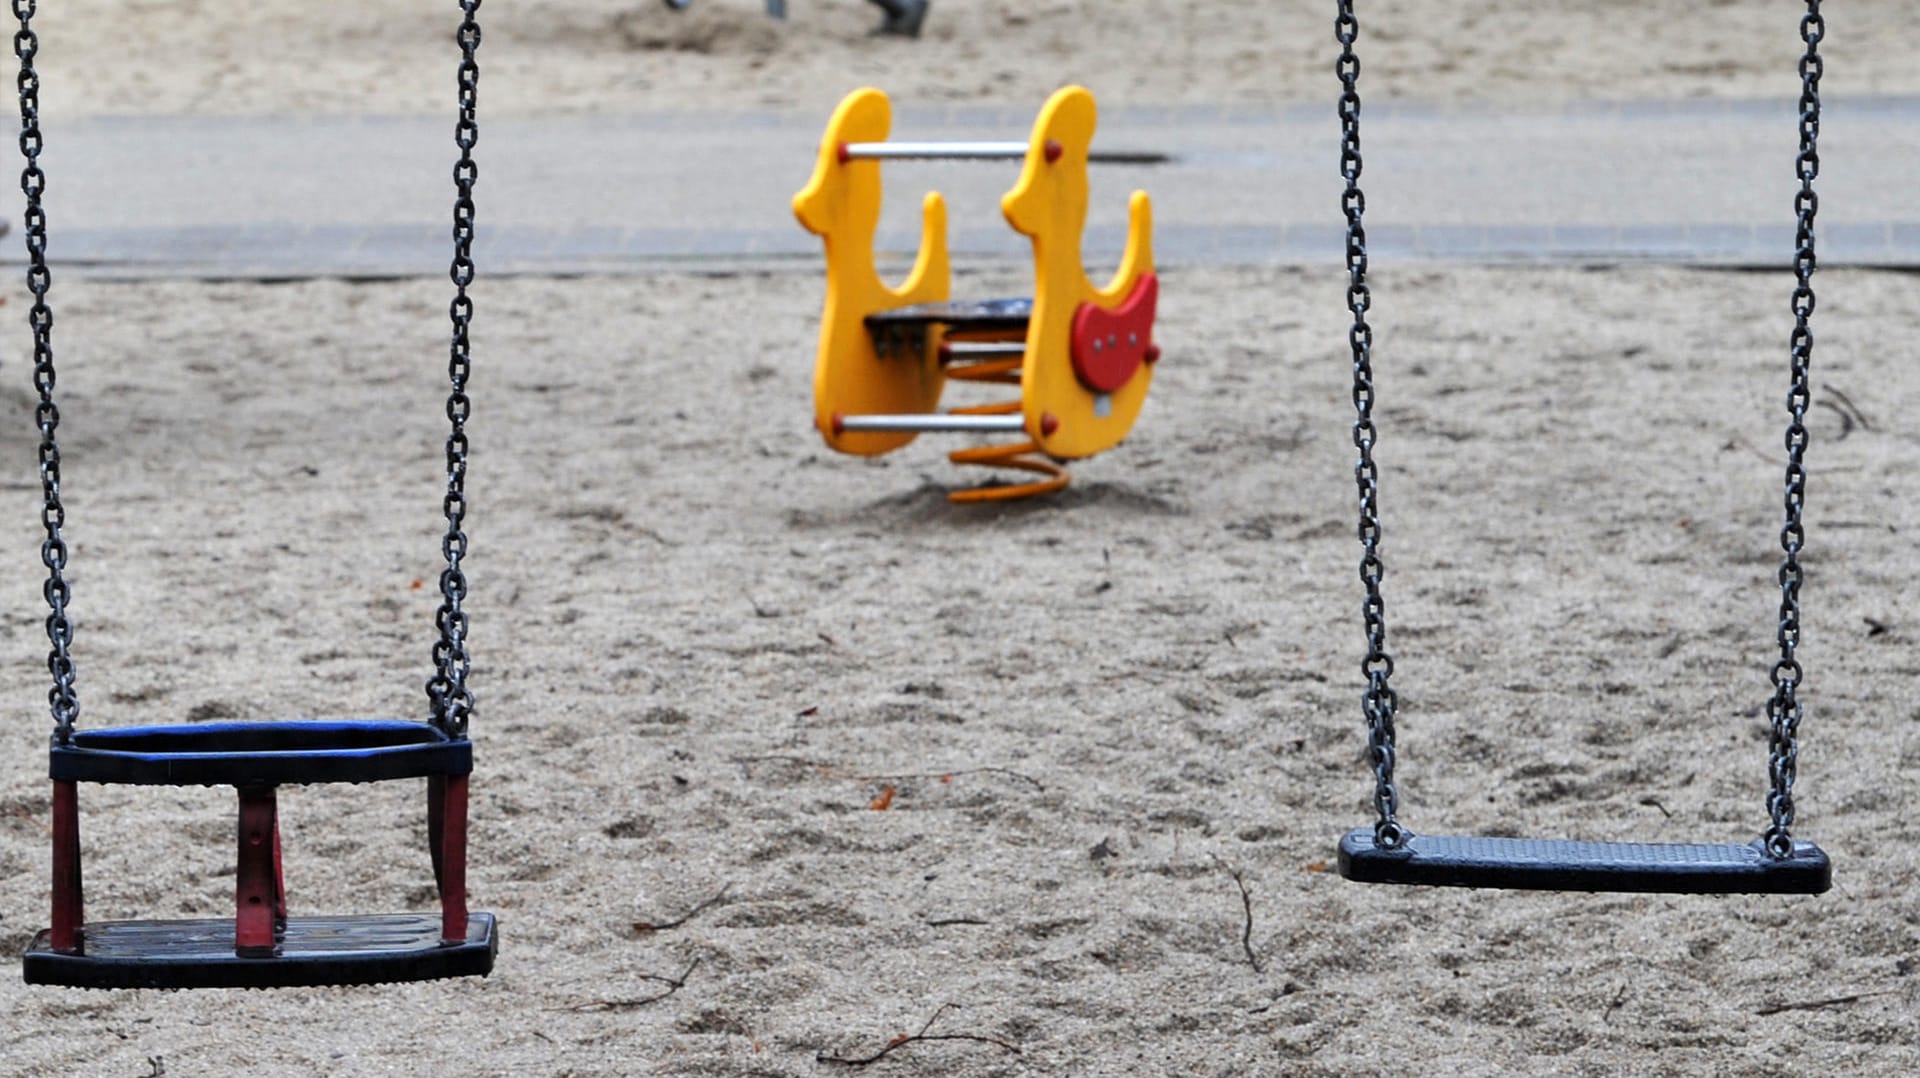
[1,97,1916,277]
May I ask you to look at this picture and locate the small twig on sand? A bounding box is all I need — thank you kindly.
[926,917,989,927]
[566,960,700,1012]
[854,767,1045,791]
[1214,858,1263,973]
[1720,435,1781,468]
[1815,398,1856,440]
[1755,989,1896,1016]
[1820,383,1874,432]
[633,883,732,934]
[817,1003,1020,1067]
[1,806,50,835]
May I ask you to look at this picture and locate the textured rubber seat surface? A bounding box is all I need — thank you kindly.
[1337,828,1830,894]
[51,720,472,787]
[866,297,1032,334]
[23,912,497,989]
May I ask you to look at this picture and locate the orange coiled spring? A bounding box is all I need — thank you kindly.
[940,340,1068,504]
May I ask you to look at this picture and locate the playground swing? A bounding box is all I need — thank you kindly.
[20,1,498,988]
[795,86,1162,503]
[1330,1,1832,894]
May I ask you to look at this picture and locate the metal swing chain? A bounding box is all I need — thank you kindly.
[428,0,482,738]
[13,3,488,743]
[13,1,78,747]
[1335,1,1404,849]
[1764,0,1823,860]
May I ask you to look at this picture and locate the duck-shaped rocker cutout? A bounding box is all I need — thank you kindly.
[793,87,952,460]
[794,85,1159,503]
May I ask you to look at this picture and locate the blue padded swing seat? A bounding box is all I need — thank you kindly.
[48,719,470,786]
[25,719,495,990]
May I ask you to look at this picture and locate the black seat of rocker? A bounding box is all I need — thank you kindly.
[866,297,1032,335]
[50,719,471,787]
[1337,829,1831,894]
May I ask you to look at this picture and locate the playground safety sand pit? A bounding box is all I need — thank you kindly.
[0,265,1914,1075]
[0,2,1917,1076]
[28,0,1920,116]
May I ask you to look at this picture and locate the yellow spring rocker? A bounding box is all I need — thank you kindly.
[793,85,1160,503]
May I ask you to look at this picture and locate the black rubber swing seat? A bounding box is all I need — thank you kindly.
[1338,829,1831,894]
[48,719,471,787]
[24,913,499,990]
[865,297,1033,335]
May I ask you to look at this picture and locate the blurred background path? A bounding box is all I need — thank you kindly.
[4,96,1916,278]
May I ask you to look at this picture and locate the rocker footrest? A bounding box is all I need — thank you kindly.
[24,912,497,989]
[1337,829,1831,894]
[865,297,1032,335]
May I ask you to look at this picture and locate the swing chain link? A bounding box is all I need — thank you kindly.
[1764,0,1822,860]
[428,0,482,738]
[1335,1,1404,850]
[13,0,79,747]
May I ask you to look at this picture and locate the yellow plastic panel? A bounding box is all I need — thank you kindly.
[1001,85,1156,461]
[793,88,952,456]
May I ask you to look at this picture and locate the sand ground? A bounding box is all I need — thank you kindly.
[29,1,1920,117]
[0,3,1917,1076]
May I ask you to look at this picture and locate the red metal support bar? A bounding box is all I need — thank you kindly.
[427,774,445,893]
[434,774,470,943]
[235,786,280,957]
[49,780,82,954]
[272,807,287,939]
